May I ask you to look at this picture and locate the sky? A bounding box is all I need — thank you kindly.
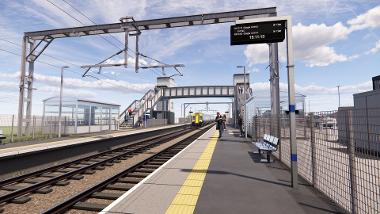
[0,0,379,117]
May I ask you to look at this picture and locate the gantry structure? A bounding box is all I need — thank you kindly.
[17,7,280,136]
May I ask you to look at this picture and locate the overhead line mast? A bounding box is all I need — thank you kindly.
[17,7,278,141]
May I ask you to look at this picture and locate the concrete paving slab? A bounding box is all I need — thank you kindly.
[103,126,344,214]
[195,128,344,214]
[101,126,216,214]
[0,124,186,158]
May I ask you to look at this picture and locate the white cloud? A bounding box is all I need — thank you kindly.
[0,92,18,106]
[0,81,17,90]
[144,24,225,59]
[301,46,348,67]
[34,73,154,93]
[244,22,352,67]
[0,71,19,79]
[293,22,351,67]
[367,40,380,54]
[0,71,154,94]
[28,0,81,28]
[38,86,96,98]
[85,0,148,23]
[244,5,380,67]
[244,44,269,65]
[250,68,260,73]
[251,80,372,96]
[348,5,380,31]
[105,56,150,67]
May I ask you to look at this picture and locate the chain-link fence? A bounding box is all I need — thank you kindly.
[0,114,119,144]
[0,114,49,144]
[251,109,380,214]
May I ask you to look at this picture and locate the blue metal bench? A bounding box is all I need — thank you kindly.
[254,134,280,162]
[0,129,6,144]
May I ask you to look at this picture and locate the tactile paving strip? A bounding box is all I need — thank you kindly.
[165,131,219,214]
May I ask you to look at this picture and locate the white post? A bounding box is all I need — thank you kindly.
[144,113,147,128]
[337,85,341,108]
[11,114,14,143]
[32,116,35,139]
[58,66,69,138]
[42,101,45,134]
[100,106,103,131]
[109,108,111,131]
[88,106,92,133]
[75,103,78,134]
[244,66,248,139]
[285,17,298,188]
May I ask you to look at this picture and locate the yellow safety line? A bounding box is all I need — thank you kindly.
[165,131,219,214]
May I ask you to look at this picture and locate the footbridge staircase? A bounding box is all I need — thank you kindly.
[119,85,236,127]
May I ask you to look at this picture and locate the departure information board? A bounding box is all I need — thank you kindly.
[230,20,286,45]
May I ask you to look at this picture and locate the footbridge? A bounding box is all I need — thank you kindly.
[120,74,249,127]
[161,85,235,99]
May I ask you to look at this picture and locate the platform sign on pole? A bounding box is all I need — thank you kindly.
[234,16,298,188]
[230,20,285,45]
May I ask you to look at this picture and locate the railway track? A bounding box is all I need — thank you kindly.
[44,124,212,213]
[0,125,206,213]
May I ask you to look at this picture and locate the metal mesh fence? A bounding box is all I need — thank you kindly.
[0,115,61,143]
[0,114,119,144]
[252,109,380,214]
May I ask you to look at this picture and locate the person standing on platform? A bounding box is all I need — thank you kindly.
[238,114,244,137]
[222,114,227,130]
[215,112,224,138]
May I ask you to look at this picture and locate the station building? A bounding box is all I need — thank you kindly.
[42,97,120,134]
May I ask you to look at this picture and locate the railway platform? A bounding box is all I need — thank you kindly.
[102,126,343,214]
[0,124,187,159]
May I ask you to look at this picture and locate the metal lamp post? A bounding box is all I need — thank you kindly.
[58,66,69,138]
[337,85,341,108]
[237,65,248,139]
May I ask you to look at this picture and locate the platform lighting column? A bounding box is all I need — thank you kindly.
[58,66,69,138]
[337,85,341,108]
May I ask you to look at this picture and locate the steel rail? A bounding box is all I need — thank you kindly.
[0,128,192,204]
[0,127,186,187]
[44,124,213,213]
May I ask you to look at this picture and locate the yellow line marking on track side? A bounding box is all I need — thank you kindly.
[165,131,219,214]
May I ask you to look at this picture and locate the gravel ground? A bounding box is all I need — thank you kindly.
[0,152,99,181]
[85,197,113,205]
[0,190,10,196]
[66,209,96,214]
[1,129,198,214]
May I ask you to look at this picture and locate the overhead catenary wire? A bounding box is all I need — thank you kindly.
[0,46,150,93]
[50,0,164,76]
[1,47,162,96]
[47,0,122,51]
[59,0,170,75]
[0,48,66,69]
[0,39,159,82]
[0,37,80,68]
[2,0,164,89]
[60,0,125,48]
